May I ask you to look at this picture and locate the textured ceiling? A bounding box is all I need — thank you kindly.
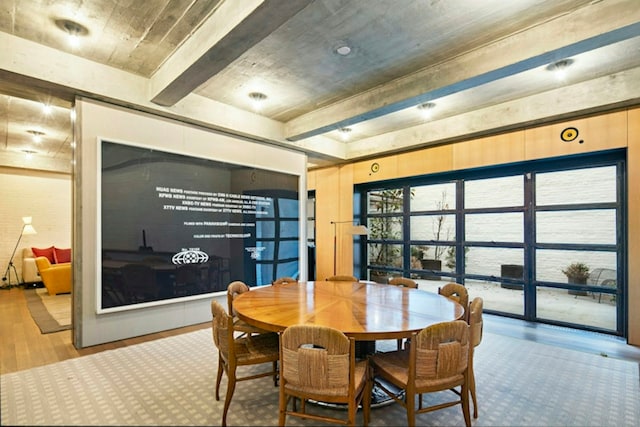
[1,0,640,173]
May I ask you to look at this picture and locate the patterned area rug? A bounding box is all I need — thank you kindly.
[1,328,638,426]
[24,288,71,334]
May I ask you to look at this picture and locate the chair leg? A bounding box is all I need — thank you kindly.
[215,356,223,401]
[221,370,237,427]
[461,377,472,427]
[348,400,357,426]
[278,385,287,426]
[406,390,416,427]
[272,360,278,386]
[469,360,478,418]
[362,368,373,426]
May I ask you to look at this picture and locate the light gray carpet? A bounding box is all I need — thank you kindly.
[1,328,638,426]
[24,288,71,334]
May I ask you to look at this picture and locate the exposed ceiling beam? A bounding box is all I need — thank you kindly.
[150,0,313,107]
[284,2,640,141]
[345,66,640,160]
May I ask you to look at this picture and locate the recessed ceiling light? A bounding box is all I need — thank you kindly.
[248,92,267,111]
[27,129,45,143]
[42,104,52,115]
[21,149,37,159]
[335,45,352,56]
[546,58,573,80]
[417,102,436,110]
[338,127,352,141]
[417,102,436,118]
[249,92,267,101]
[54,18,89,48]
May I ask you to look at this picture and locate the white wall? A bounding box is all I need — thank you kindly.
[75,98,307,348]
[0,168,71,285]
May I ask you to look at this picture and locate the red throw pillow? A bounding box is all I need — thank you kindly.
[54,247,72,264]
[32,246,56,264]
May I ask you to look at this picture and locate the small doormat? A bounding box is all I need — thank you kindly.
[24,288,71,334]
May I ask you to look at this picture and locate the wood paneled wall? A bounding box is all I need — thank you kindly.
[309,108,639,345]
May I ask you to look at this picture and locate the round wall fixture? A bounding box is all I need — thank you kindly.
[371,162,380,173]
[560,127,579,142]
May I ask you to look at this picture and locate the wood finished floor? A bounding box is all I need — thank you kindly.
[0,287,210,375]
[2,286,639,376]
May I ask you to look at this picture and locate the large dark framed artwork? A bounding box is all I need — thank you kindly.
[99,139,300,312]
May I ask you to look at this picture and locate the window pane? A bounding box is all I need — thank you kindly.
[536,166,616,205]
[536,286,616,330]
[466,213,523,242]
[536,210,616,245]
[410,183,455,211]
[465,247,524,277]
[410,214,455,241]
[257,221,275,238]
[368,189,404,214]
[411,244,456,274]
[256,264,274,286]
[258,241,275,261]
[465,175,523,209]
[279,198,299,218]
[278,240,299,259]
[276,261,299,280]
[306,219,315,240]
[535,249,617,283]
[368,216,403,241]
[280,220,299,238]
[368,243,403,268]
[465,279,523,316]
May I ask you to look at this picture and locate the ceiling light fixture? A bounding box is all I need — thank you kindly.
[27,130,45,143]
[42,104,52,115]
[21,149,37,159]
[546,58,573,81]
[338,127,352,141]
[335,45,352,56]
[417,102,436,118]
[248,92,267,111]
[55,18,89,49]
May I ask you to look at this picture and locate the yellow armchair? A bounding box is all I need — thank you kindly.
[35,256,72,295]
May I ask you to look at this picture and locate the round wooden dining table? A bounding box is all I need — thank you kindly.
[233,280,464,341]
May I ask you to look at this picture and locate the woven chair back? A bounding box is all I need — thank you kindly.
[211,300,231,359]
[273,277,297,285]
[414,320,469,380]
[469,297,484,347]
[226,281,250,315]
[281,325,351,395]
[388,277,418,288]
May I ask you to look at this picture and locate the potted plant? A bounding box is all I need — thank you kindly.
[562,262,590,295]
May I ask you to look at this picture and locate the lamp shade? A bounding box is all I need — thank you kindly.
[22,224,37,235]
[349,225,369,235]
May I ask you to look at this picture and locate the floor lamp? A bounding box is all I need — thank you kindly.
[2,216,37,288]
[331,220,369,275]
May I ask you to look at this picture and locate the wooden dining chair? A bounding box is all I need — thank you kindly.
[279,324,372,426]
[388,277,418,350]
[438,282,470,321]
[211,300,280,427]
[272,276,297,286]
[388,277,418,288]
[326,274,358,282]
[468,297,484,419]
[369,320,472,427]
[226,281,271,336]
